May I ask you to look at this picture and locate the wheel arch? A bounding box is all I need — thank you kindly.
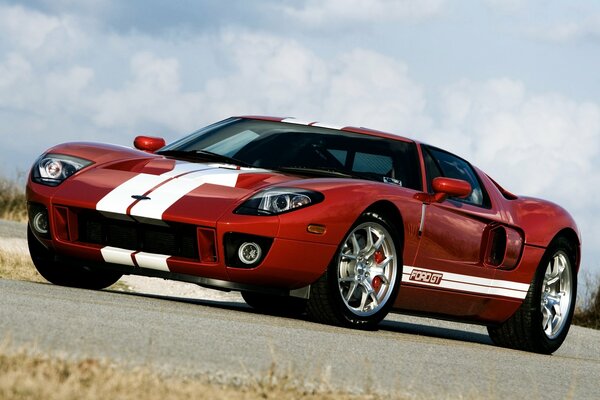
[551,228,581,272]
[363,200,405,258]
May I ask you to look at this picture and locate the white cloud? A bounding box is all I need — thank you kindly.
[91,52,200,131]
[281,0,445,27]
[526,15,600,43]
[0,53,32,92]
[431,79,600,202]
[87,31,429,138]
[484,0,527,14]
[0,4,88,54]
[1,1,600,277]
[0,4,61,50]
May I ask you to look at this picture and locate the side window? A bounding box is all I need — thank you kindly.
[422,149,442,193]
[425,147,489,207]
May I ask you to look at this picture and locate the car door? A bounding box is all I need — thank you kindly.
[398,145,502,316]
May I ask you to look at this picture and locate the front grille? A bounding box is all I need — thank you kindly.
[79,211,199,260]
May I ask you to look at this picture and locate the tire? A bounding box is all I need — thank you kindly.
[28,225,123,290]
[306,211,402,328]
[241,291,307,316]
[487,236,577,354]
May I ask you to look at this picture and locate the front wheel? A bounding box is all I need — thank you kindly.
[307,212,402,328]
[487,236,577,353]
[28,225,123,290]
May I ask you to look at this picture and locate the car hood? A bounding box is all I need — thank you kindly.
[47,143,295,226]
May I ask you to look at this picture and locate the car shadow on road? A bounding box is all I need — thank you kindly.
[379,318,493,346]
[106,288,250,311]
[107,288,494,347]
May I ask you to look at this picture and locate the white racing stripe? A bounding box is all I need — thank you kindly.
[100,247,171,271]
[98,252,529,297]
[96,163,214,216]
[129,168,240,221]
[100,247,135,266]
[310,122,345,130]
[97,173,166,216]
[135,252,170,271]
[402,265,529,299]
[281,117,315,125]
[282,118,346,130]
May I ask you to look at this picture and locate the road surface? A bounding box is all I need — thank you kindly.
[0,279,598,398]
[2,220,599,397]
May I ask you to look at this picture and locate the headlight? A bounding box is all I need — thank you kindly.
[235,188,324,215]
[31,154,93,186]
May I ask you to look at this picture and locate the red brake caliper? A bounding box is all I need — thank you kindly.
[372,249,385,292]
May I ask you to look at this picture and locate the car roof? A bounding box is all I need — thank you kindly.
[236,115,416,144]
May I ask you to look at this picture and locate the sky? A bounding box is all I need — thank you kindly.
[0,0,599,279]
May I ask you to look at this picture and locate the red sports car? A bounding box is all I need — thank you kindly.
[26,116,580,353]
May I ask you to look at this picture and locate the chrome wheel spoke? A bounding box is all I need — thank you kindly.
[542,305,551,332]
[371,268,390,285]
[350,233,360,256]
[345,281,358,301]
[365,226,374,252]
[546,275,559,287]
[366,234,385,257]
[362,281,379,309]
[342,253,357,261]
[358,287,369,311]
[378,255,394,270]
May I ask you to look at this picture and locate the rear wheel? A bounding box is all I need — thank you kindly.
[241,291,307,316]
[28,225,123,290]
[307,212,402,328]
[487,237,577,353]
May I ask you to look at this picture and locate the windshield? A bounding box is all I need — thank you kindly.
[159,118,422,190]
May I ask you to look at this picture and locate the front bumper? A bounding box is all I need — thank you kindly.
[27,184,338,290]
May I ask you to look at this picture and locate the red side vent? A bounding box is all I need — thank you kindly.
[197,228,218,263]
[482,224,523,270]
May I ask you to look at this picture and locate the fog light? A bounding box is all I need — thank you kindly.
[32,211,49,234]
[238,242,262,265]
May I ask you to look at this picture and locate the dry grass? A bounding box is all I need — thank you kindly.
[0,241,131,292]
[0,345,382,400]
[0,176,27,222]
[0,248,44,284]
[573,274,600,330]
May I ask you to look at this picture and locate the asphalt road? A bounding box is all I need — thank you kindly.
[0,278,598,398]
[2,220,599,397]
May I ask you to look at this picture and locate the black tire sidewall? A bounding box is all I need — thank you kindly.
[27,225,122,290]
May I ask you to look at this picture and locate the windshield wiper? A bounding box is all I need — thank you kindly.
[157,150,253,168]
[271,166,369,180]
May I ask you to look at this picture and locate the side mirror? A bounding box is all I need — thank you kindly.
[414,177,472,204]
[432,177,472,199]
[134,136,166,153]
